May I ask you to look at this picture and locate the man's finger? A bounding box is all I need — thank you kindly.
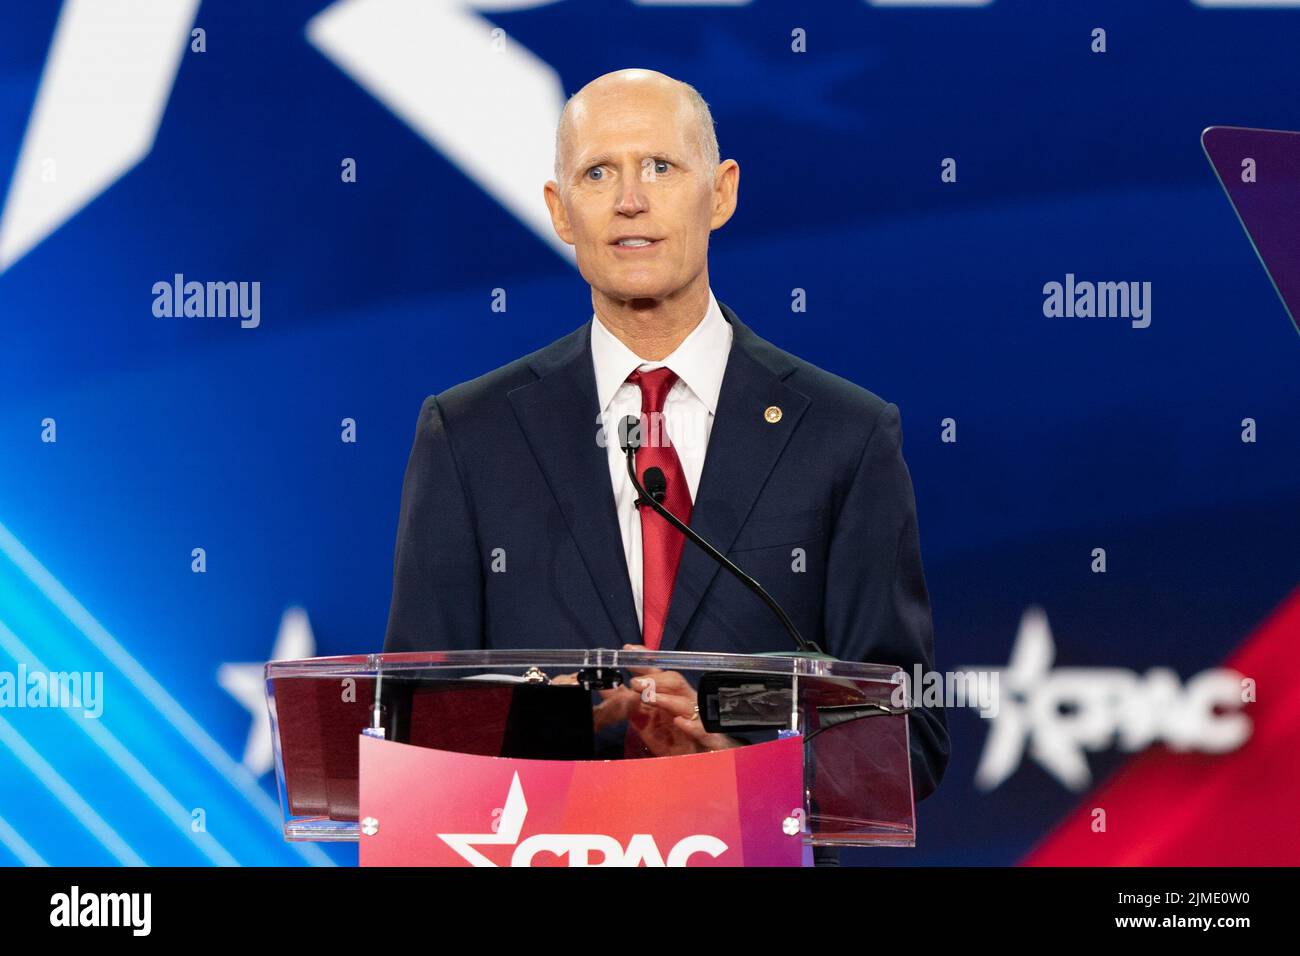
[671,717,742,752]
[626,670,691,694]
[642,692,696,720]
[672,715,709,743]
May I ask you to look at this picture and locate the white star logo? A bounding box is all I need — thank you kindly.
[217,606,315,777]
[963,607,1251,791]
[436,772,530,866]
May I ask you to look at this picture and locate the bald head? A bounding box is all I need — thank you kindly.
[553,69,720,186]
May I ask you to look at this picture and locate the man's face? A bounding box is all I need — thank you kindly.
[545,85,736,303]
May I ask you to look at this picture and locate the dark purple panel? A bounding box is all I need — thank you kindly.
[1203,126,1300,336]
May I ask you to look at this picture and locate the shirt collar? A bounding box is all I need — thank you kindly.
[590,288,733,415]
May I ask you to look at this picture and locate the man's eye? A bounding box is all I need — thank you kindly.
[653,160,670,175]
[586,166,604,180]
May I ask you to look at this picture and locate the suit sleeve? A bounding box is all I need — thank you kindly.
[822,402,950,801]
[383,395,485,652]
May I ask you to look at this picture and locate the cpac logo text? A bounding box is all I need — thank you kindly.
[439,773,728,867]
[964,607,1250,791]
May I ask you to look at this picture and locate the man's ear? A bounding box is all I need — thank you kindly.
[543,181,576,245]
[709,159,740,231]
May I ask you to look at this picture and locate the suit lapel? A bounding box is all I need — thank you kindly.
[507,323,642,649]
[658,303,809,651]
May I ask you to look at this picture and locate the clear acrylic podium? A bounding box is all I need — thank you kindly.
[267,649,917,856]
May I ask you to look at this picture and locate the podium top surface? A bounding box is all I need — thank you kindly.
[265,648,907,684]
[266,647,917,847]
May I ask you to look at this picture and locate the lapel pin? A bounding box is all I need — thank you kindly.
[764,405,782,424]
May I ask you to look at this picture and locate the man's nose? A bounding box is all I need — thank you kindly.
[614,168,649,215]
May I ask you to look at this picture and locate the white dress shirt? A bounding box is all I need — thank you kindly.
[591,289,734,634]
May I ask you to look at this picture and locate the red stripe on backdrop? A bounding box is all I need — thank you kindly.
[1020,585,1300,866]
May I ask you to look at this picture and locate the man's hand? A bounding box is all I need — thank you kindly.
[552,647,745,755]
[610,644,744,756]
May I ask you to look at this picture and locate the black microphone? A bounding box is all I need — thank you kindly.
[642,466,667,504]
[616,414,642,454]
[617,414,826,657]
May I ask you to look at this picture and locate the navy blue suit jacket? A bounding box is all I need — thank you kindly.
[383,301,949,800]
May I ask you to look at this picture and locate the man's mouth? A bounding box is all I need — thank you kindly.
[612,237,661,249]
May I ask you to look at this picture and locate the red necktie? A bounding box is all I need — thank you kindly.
[627,367,692,651]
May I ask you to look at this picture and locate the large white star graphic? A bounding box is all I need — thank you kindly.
[217,606,316,777]
[0,0,200,272]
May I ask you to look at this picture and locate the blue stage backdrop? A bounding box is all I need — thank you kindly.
[0,0,1297,867]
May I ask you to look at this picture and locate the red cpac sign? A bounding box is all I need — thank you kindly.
[357,734,806,867]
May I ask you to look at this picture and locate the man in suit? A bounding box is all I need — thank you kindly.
[384,69,948,802]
